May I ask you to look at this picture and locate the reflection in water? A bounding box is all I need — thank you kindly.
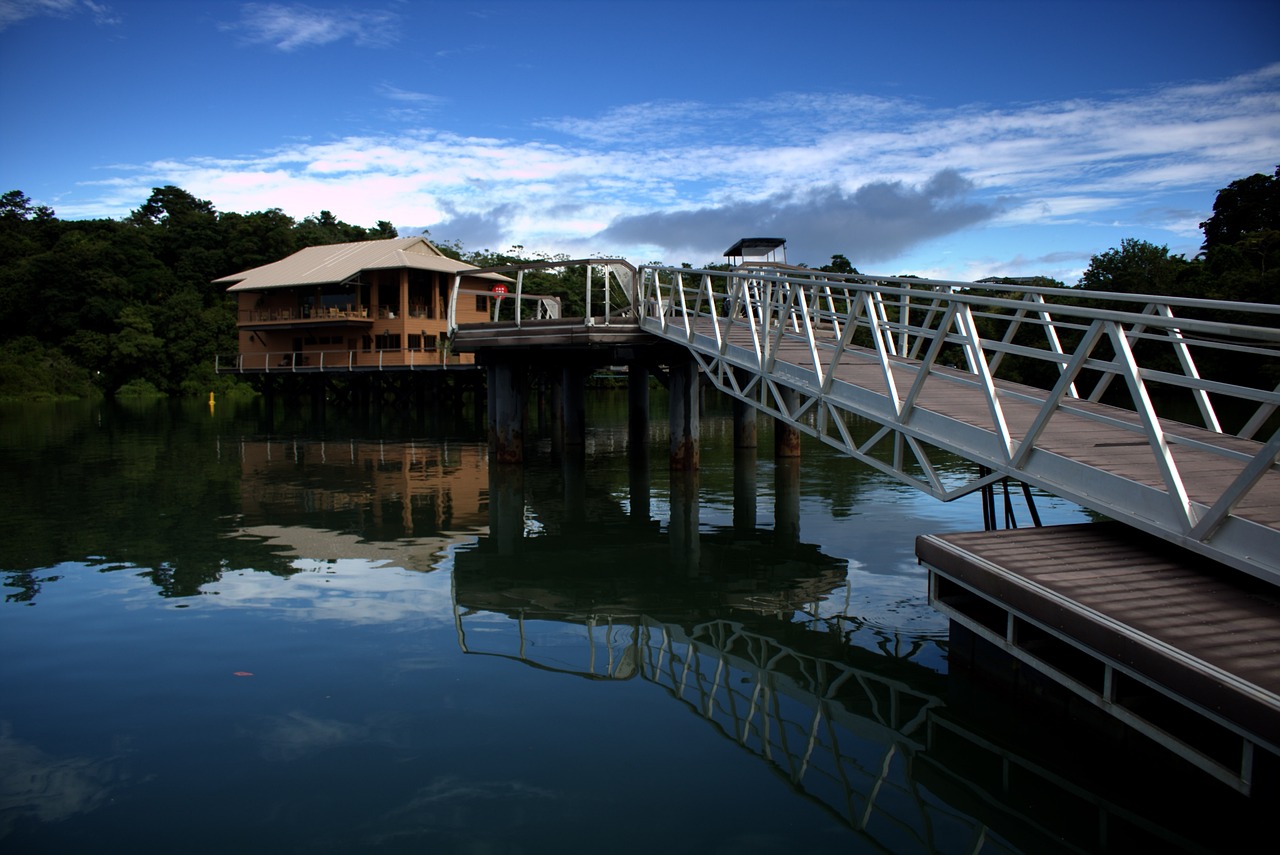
[0,723,125,838]
[236,438,490,542]
[452,587,1229,854]
[0,398,1264,853]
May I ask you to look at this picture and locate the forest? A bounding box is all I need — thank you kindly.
[0,168,1276,401]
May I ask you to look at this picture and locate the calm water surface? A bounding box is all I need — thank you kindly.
[0,395,1264,853]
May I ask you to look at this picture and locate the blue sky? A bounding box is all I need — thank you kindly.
[2,0,1277,282]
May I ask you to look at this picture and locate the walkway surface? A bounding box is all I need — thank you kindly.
[650,314,1280,584]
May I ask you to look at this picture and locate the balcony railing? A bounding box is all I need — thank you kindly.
[216,348,472,372]
[240,307,373,323]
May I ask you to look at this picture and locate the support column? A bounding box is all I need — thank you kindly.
[774,386,801,459]
[488,463,525,556]
[562,365,586,447]
[628,363,650,450]
[733,454,757,534]
[733,367,757,450]
[629,441,651,524]
[261,376,276,416]
[669,469,701,574]
[774,456,801,546]
[488,361,526,464]
[734,398,758,449]
[669,358,700,470]
[562,447,586,524]
[309,378,325,422]
[548,369,564,459]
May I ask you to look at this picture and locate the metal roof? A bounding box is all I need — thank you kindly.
[215,236,509,291]
[723,237,786,258]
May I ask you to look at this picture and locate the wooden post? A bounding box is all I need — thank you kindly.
[774,386,801,458]
[628,363,650,449]
[669,358,699,470]
[733,366,757,449]
[669,469,700,573]
[629,440,651,524]
[734,453,757,534]
[774,456,801,545]
[488,361,525,464]
[562,364,586,446]
[488,463,525,556]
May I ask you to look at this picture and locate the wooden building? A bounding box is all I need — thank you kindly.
[216,236,512,371]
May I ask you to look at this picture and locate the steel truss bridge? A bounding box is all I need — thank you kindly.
[626,265,1280,585]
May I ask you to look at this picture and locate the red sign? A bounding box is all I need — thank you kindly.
[492,284,508,295]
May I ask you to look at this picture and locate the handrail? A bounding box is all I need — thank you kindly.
[446,257,637,334]
[212,347,467,372]
[635,263,1280,584]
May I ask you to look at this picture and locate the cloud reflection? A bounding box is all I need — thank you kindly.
[210,525,475,626]
[254,712,374,762]
[0,722,122,836]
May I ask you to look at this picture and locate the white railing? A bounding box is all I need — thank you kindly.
[636,264,1280,583]
[446,258,636,333]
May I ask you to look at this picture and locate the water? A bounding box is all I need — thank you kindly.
[0,394,1264,853]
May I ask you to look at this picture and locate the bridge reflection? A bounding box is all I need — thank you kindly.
[452,523,1252,853]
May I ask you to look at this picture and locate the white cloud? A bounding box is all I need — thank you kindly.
[63,63,1280,273]
[227,2,399,51]
[0,0,115,30]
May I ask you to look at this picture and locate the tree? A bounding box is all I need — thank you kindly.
[0,190,54,223]
[105,306,165,392]
[1198,167,1279,306]
[820,254,858,275]
[1200,166,1280,252]
[130,185,216,225]
[0,185,406,399]
[1078,238,1191,296]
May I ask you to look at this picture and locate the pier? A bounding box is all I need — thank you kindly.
[217,238,1280,794]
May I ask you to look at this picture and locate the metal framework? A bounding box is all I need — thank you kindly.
[447,258,636,330]
[635,265,1280,584]
[454,603,1205,849]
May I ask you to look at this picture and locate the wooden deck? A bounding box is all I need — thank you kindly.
[917,522,1280,792]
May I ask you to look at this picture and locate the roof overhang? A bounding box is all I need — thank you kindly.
[724,237,786,258]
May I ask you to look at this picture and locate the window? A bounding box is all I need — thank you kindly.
[407,334,421,350]
[374,333,401,351]
[475,295,488,313]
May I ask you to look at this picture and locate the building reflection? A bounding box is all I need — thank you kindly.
[235,438,490,546]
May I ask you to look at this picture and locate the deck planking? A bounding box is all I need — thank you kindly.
[917,523,1280,749]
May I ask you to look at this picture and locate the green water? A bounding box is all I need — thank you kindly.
[0,394,1263,853]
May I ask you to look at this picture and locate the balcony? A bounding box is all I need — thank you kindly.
[239,306,374,328]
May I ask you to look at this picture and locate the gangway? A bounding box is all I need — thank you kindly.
[633,265,1280,585]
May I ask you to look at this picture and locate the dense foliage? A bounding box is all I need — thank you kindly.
[0,168,1276,400]
[0,186,397,399]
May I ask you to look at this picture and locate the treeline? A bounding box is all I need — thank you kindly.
[0,186,398,399]
[972,167,1280,394]
[0,185,618,400]
[1,168,1276,400]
